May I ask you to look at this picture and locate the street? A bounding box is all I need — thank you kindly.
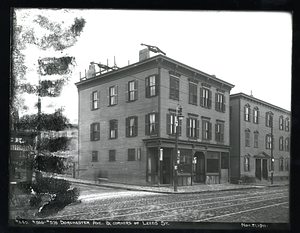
[44,184,289,223]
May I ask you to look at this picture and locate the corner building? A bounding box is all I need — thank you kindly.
[76,53,234,186]
[230,93,290,184]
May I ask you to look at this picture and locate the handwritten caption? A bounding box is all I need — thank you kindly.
[241,223,268,229]
[14,219,170,227]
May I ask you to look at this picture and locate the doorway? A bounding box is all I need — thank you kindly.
[194,152,205,183]
[255,159,262,180]
[262,159,268,180]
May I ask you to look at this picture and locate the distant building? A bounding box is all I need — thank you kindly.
[76,51,234,186]
[230,93,290,183]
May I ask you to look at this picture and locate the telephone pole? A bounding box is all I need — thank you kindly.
[271,114,274,185]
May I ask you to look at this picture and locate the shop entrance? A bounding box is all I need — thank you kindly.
[256,159,268,180]
[194,152,205,183]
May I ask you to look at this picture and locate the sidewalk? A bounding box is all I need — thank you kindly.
[57,175,289,194]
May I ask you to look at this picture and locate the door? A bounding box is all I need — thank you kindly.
[194,152,205,183]
[161,157,171,184]
[255,159,261,180]
[262,159,268,180]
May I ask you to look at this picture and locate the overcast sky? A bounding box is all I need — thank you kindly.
[16,9,292,124]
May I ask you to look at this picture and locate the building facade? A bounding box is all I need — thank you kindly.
[76,52,234,186]
[230,93,290,184]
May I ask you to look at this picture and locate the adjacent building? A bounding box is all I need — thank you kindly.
[230,93,290,184]
[76,50,235,186]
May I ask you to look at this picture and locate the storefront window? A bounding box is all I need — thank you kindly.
[207,159,219,173]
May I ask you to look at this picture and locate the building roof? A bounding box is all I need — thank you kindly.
[230,92,290,115]
[75,54,235,90]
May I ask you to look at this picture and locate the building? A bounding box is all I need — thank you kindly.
[230,93,290,184]
[76,50,234,186]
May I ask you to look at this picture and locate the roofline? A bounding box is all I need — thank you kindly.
[230,92,291,114]
[75,54,235,89]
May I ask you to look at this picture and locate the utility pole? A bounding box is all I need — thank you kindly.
[174,104,183,192]
[271,114,274,185]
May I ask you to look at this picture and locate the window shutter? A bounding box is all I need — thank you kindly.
[179,118,182,136]
[145,114,149,135]
[115,85,118,104]
[209,122,212,140]
[215,93,218,111]
[176,79,179,99]
[222,95,226,112]
[90,124,93,141]
[186,118,190,137]
[90,93,93,110]
[244,106,247,121]
[265,135,268,149]
[215,124,218,141]
[125,117,129,137]
[97,90,100,109]
[115,120,118,138]
[134,116,138,136]
[125,82,128,102]
[145,77,149,98]
[221,124,224,141]
[135,79,138,100]
[244,157,246,171]
[155,112,159,134]
[96,123,100,140]
[200,87,204,106]
[266,113,268,126]
[196,120,200,139]
[189,83,192,104]
[202,120,205,139]
[107,87,110,106]
[166,114,171,135]
[208,90,212,109]
[155,75,159,96]
[170,78,173,99]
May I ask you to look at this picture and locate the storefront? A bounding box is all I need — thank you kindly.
[144,138,230,186]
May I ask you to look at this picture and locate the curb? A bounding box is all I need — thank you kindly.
[66,178,288,195]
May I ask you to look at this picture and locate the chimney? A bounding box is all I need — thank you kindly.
[139,48,150,61]
[87,64,96,78]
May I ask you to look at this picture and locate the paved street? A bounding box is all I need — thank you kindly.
[44,184,288,223]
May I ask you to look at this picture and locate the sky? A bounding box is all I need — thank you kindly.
[15,9,292,124]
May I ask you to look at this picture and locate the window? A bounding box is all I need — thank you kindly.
[109,119,118,139]
[126,80,138,101]
[126,116,138,137]
[92,151,98,162]
[285,138,290,152]
[253,107,259,124]
[202,120,212,140]
[266,112,273,127]
[279,116,284,130]
[215,93,226,112]
[207,159,219,173]
[245,129,250,147]
[145,75,159,97]
[91,91,99,110]
[244,104,251,122]
[187,118,199,138]
[200,87,212,108]
[279,136,284,151]
[170,76,179,100]
[108,86,118,106]
[167,113,182,136]
[215,122,224,142]
[244,155,250,171]
[285,158,289,171]
[266,134,273,149]
[128,148,135,161]
[279,157,284,171]
[109,150,116,162]
[254,131,259,148]
[189,83,197,105]
[145,112,158,135]
[90,123,100,141]
[285,118,290,132]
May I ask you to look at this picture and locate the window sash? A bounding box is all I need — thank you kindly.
[109,150,116,162]
[93,91,98,109]
[245,132,250,147]
[128,149,135,161]
[279,117,284,130]
[149,76,156,96]
[109,86,117,105]
[254,134,259,148]
[110,120,117,139]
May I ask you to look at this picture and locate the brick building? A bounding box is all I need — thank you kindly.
[230,93,290,184]
[76,50,234,186]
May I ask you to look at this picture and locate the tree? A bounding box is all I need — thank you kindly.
[11,10,85,217]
